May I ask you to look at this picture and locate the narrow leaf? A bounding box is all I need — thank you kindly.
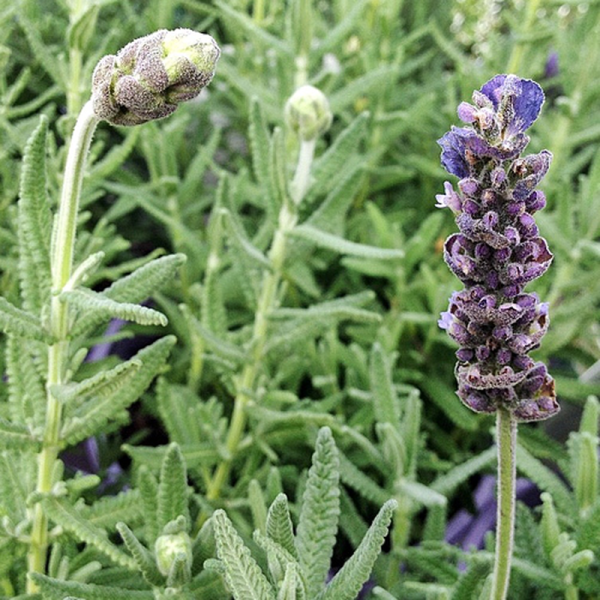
[157,443,190,532]
[370,343,400,425]
[41,497,137,569]
[317,499,397,600]
[116,522,164,586]
[295,427,340,598]
[0,296,50,341]
[290,225,404,259]
[266,494,298,560]
[212,509,277,600]
[62,289,168,327]
[61,336,176,445]
[18,116,52,312]
[0,417,38,450]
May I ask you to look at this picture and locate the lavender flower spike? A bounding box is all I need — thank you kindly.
[437,75,559,422]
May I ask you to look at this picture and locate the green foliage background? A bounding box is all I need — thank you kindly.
[1,0,600,598]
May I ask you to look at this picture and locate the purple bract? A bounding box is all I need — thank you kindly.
[437,75,559,422]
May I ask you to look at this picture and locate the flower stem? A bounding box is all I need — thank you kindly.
[27,101,99,593]
[490,408,517,600]
[206,139,315,501]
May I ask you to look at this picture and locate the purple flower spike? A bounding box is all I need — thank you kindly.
[480,74,545,137]
[436,75,559,422]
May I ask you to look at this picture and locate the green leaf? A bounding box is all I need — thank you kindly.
[249,98,271,189]
[116,522,164,586]
[337,450,389,505]
[370,343,400,425]
[157,443,190,532]
[72,254,186,336]
[41,497,137,569]
[266,494,298,560]
[62,289,168,327]
[450,558,489,600]
[0,296,50,341]
[289,224,404,259]
[137,466,159,544]
[253,530,299,587]
[61,336,176,445]
[223,208,271,270]
[212,509,277,600]
[308,113,368,202]
[51,358,141,406]
[82,489,143,530]
[5,335,46,428]
[30,573,154,600]
[295,427,340,598]
[431,446,496,496]
[268,127,288,215]
[0,417,38,450]
[517,444,575,515]
[18,116,52,313]
[316,499,397,600]
[396,480,447,508]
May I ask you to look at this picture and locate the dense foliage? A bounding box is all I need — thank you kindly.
[1,1,600,598]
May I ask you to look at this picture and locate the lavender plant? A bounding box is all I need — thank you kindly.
[436,75,560,599]
[0,28,220,594]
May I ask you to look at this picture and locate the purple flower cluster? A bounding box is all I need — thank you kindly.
[437,75,559,422]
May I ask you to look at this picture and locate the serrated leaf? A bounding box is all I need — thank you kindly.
[308,113,369,202]
[61,336,176,446]
[517,444,574,515]
[431,446,496,496]
[0,417,38,450]
[18,116,52,312]
[290,224,404,259]
[212,509,277,600]
[0,296,50,341]
[52,358,141,406]
[295,427,340,598]
[62,289,168,327]
[116,522,164,586]
[72,254,186,336]
[316,499,397,600]
[157,443,190,532]
[338,450,389,506]
[370,343,400,425]
[249,99,271,189]
[266,494,298,560]
[41,497,136,569]
[82,489,143,530]
[5,335,46,427]
[137,466,159,544]
[269,127,287,215]
[30,573,154,600]
[223,208,271,270]
[254,530,299,588]
[397,480,447,508]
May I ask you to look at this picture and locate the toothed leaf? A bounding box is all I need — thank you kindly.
[212,509,277,600]
[157,443,190,532]
[316,499,397,600]
[116,522,164,586]
[295,427,340,597]
[18,116,52,313]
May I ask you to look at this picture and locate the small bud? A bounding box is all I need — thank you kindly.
[285,85,332,141]
[155,530,193,576]
[92,29,220,126]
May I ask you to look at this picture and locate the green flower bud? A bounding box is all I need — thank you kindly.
[91,29,220,126]
[285,85,332,141]
[155,530,193,577]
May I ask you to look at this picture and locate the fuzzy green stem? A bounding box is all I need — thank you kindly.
[206,139,314,501]
[27,101,99,593]
[490,408,517,600]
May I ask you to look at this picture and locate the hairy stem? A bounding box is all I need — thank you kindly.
[206,139,315,501]
[490,408,517,600]
[27,101,99,592]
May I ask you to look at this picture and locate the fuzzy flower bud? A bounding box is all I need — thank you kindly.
[436,75,559,422]
[155,529,193,577]
[285,85,332,141]
[91,29,220,126]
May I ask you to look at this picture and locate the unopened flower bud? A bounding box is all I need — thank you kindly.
[92,29,220,126]
[285,85,332,141]
[155,530,192,576]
